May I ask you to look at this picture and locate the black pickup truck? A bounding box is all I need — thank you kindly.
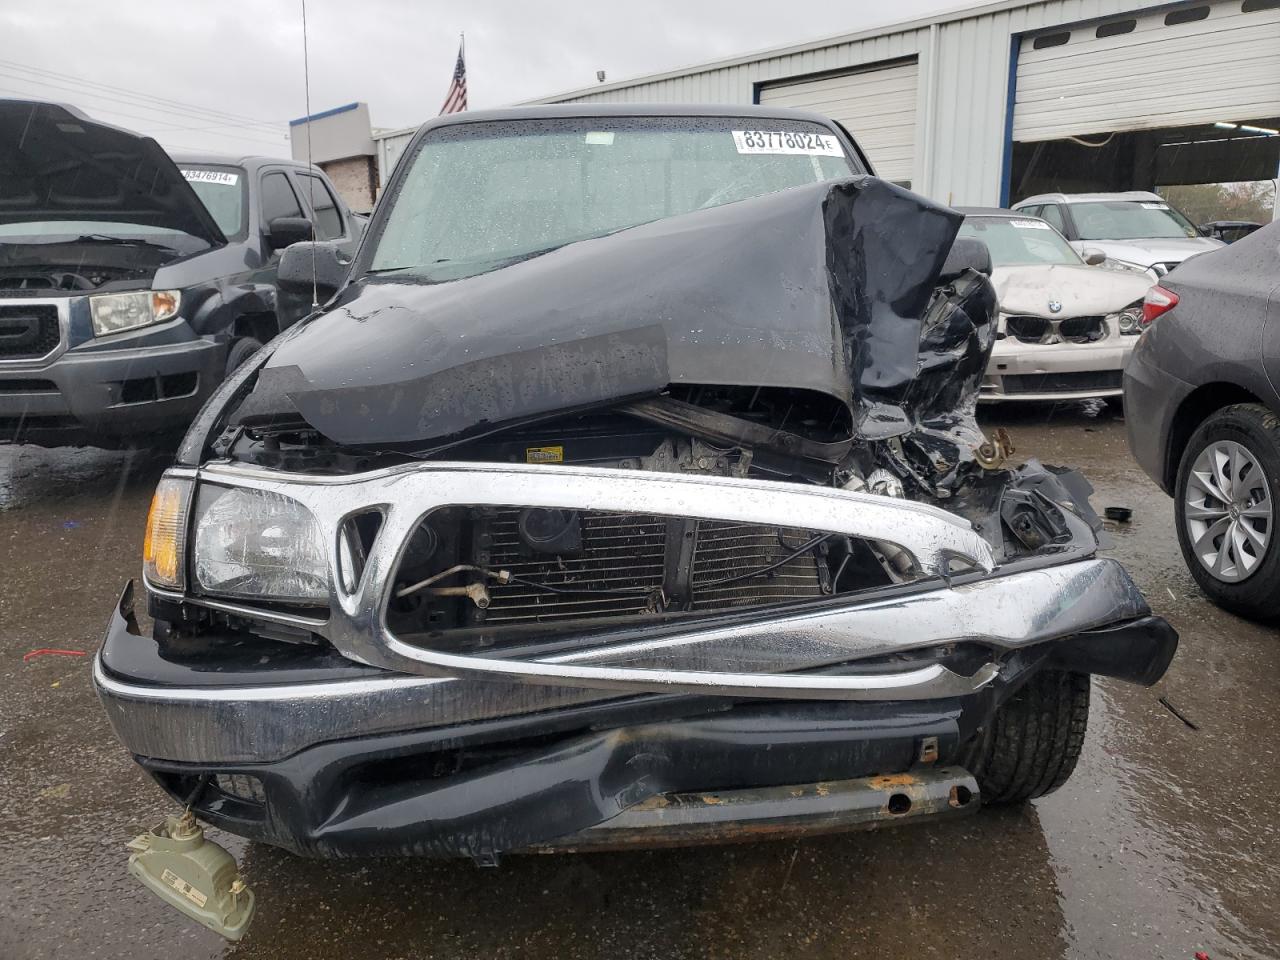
[96,104,1176,863]
[0,99,362,447]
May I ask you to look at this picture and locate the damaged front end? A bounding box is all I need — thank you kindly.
[96,165,1175,860]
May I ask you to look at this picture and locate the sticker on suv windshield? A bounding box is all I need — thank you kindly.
[181,169,239,186]
[1010,218,1051,229]
[732,130,844,156]
[1141,202,1168,210]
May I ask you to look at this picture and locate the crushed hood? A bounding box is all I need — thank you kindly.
[0,99,226,245]
[990,263,1150,317]
[242,177,968,449]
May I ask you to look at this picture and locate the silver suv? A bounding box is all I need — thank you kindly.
[1012,191,1222,281]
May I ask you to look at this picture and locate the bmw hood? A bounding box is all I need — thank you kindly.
[0,99,226,245]
[1076,236,1223,269]
[990,263,1150,318]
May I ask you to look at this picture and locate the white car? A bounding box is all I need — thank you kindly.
[958,208,1153,403]
[1011,191,1223,280]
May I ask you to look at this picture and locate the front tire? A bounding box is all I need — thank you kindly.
[969,669,1089,804]
[1174,403,1280,620]
[224,337,263,378]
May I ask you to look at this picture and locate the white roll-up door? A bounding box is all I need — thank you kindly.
[759,60,918,184]
[1014,0,1280,142]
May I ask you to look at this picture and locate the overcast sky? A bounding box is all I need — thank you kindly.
[0,0,961,156]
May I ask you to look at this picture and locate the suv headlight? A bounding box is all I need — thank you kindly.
[90,290,181,337]
[192,485,329,603]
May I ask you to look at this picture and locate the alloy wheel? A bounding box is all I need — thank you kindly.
[1184,439,1273,582]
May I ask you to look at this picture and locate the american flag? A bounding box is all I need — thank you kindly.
[439,38,467,115]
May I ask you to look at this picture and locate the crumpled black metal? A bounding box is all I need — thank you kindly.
[241,176,982,449]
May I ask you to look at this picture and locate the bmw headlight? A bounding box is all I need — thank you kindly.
[90,290,180,337]
[1099,258,1152,278]
[1115,304,1144,336]
[192,485,329,603]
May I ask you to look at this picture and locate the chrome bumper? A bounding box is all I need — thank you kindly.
[150,460,1030,702]
[97,556,1151,764]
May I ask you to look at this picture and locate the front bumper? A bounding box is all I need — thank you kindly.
[0,296,225,444]
[96,568,1176,857]
[95,461,1176,857]
[980,335,1135,401]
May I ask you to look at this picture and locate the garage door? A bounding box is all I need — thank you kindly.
[759,60,918,184]
[1014,0,1280,142]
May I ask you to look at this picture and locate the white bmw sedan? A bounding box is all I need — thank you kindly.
[960,208,1153,403]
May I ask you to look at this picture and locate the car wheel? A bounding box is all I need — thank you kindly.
[224,337,263,378]
[967,669,1089,804]
[1174,403,1280,619]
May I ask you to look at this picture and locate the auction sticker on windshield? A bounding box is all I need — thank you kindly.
[181,169,239,186]
[733,130,843,156]
[1011,219,1052,229]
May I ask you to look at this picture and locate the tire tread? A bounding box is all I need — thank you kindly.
[973,670,1089,805]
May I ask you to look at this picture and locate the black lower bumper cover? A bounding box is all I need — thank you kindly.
[125,613,1177,861]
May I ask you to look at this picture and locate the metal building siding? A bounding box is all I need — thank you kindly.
[1014,0,1280,141]
[531,1,1202,204]
[759,61,921,182]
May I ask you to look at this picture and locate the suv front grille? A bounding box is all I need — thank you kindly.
[0,304,60,360]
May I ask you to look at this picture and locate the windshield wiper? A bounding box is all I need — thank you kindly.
[74,234,179,254]
[367,232,628,280]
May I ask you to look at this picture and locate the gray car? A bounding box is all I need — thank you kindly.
[1124,221,1280,619]
[0,100,362,447]
[1012,191,1223,281]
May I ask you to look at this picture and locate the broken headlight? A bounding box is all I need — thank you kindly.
[192,486,328,603]
[89,290,180,337]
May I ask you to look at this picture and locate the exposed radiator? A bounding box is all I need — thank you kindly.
[474,509,825,625]
[690,521,823,610]
[478,510,668,624]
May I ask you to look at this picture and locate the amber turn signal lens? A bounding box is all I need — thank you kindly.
[151,290,181,322]
[143,476,192,590]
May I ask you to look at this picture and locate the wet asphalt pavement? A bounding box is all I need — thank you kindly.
[1,401,1278,960]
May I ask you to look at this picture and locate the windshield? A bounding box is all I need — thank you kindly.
[958,217,1082,266]
[370,117,858,279]
[180,166,247,239]
[1071,200,1199,241]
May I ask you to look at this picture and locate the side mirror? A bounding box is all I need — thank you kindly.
[267,216,315,252]
[1081,247,1107,266]
[277,241,349,301]
[938,236,992,283]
